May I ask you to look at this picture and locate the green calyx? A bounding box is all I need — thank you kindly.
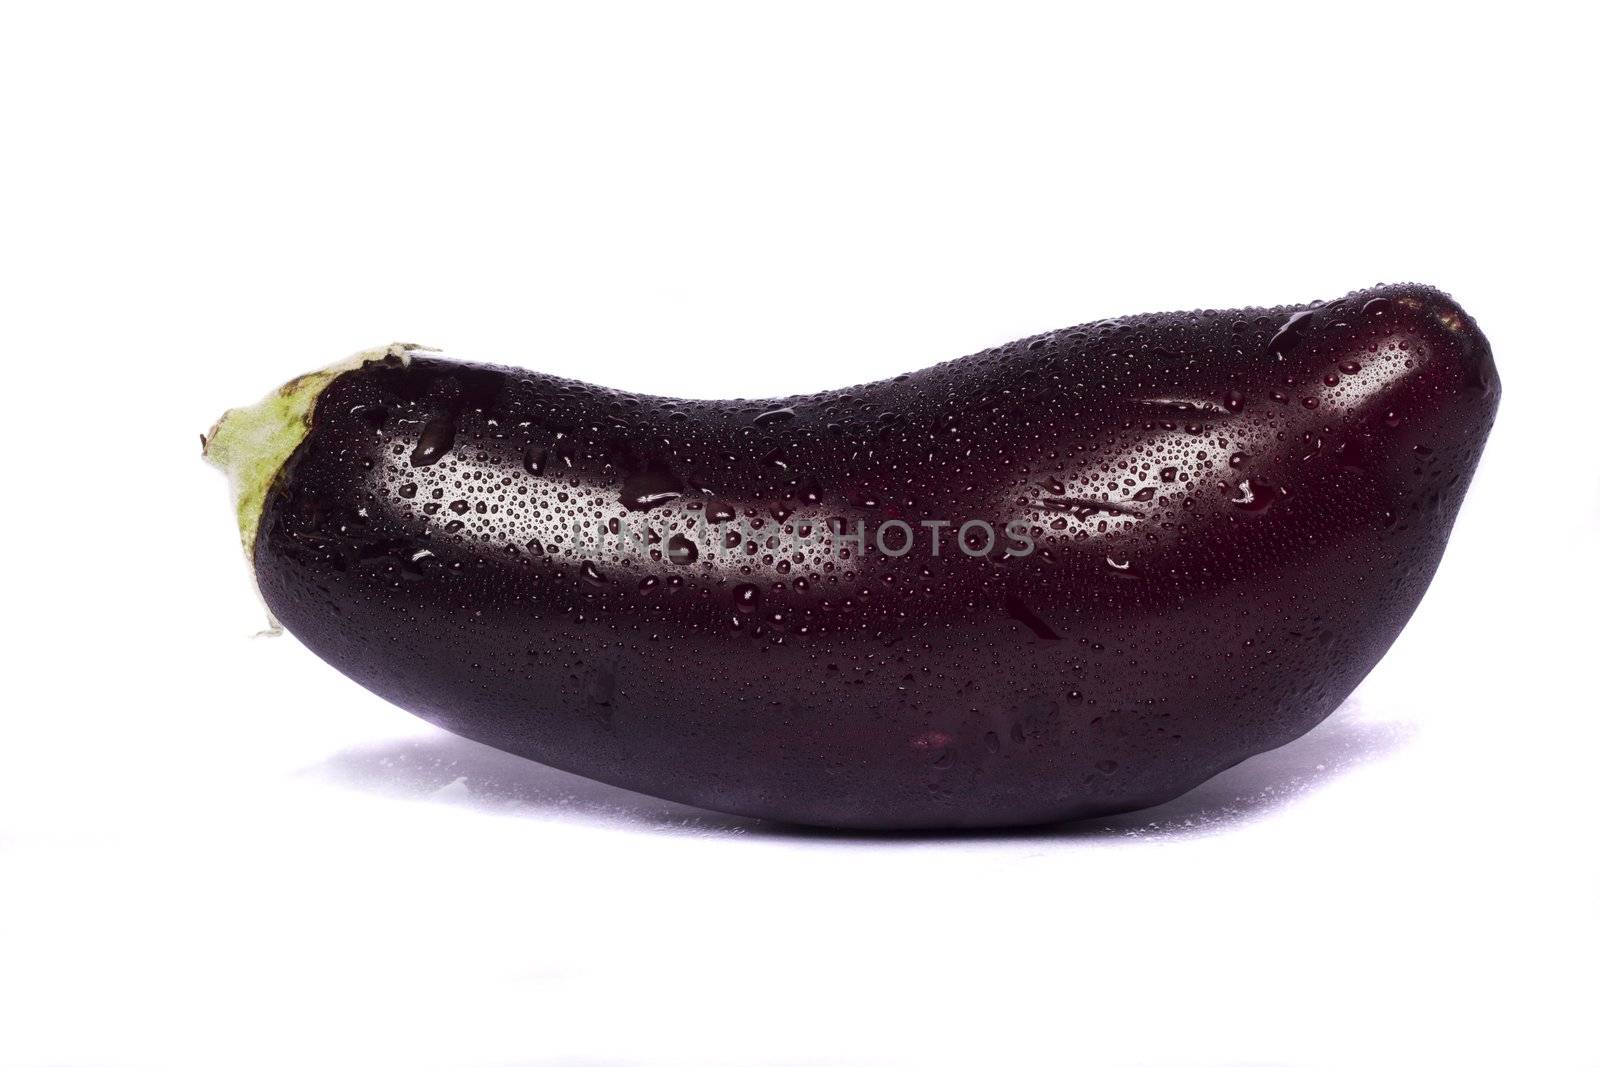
[203,343,421,560]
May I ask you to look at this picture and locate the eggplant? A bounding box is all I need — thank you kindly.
[204,283,1498,829]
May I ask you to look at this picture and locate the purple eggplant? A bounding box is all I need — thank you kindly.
[205,283,1498,828]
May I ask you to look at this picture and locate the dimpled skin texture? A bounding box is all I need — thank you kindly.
[254,283,1498,829]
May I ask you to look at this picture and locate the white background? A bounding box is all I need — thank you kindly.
[2,4,1596,1065]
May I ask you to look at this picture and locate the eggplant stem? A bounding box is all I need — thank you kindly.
[203,343,424,560]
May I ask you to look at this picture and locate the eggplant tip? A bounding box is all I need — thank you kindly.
[203,343,422,560]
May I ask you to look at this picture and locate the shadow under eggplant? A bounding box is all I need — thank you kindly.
[305,698,1412,842]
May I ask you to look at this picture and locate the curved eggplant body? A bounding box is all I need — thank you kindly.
[238,284,1498,828]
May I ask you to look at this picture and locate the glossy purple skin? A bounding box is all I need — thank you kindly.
[255,283,1498,829]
